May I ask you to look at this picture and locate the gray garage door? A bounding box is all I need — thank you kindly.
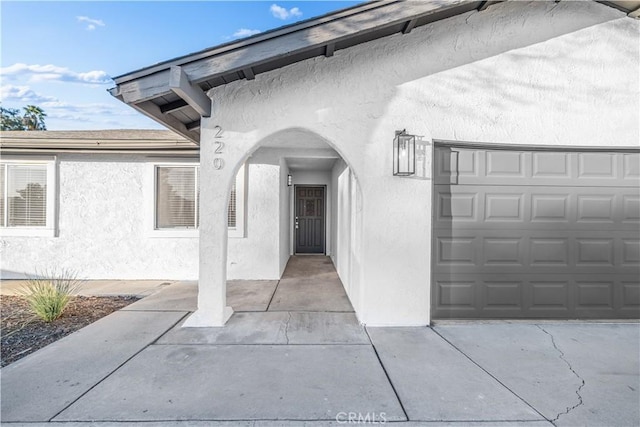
[433,143,640,319]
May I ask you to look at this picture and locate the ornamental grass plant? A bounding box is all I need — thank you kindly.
[20,269,84,322]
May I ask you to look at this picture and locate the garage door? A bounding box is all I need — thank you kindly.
[432,144,640,319]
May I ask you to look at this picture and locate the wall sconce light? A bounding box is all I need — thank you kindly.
[287,174,293,186]
[393,129,416,176]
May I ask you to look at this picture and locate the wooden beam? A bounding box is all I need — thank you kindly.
[160,99,189,114]
[325,43,335,57]
[243,67,255,80]
[135,100,200,143]
[120,69,171,105]
[186,120,201,131]
[478,1,500,11]
[403,19,417,34]
[169,66,212,117]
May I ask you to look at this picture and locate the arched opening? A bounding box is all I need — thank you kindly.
[224,127,365,319]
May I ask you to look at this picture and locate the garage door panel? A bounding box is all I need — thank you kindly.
[483,238,523,266]
[485,193,524,222]
[577,152,618,180]
[530,237,570,267]
[437,192,478,222]
[434,146,481,184]
[530,281,571,311]
[621,281,640,310]
[434,230,636,274]
[621,239,640,266]
[436,236,476,265]
[433,274,640,319]
[486,151,526,178]
[576,238,614,266]
[576,280,614,309]
[436,280,476,310]
[623,153,640,179]
[532,152,571,178]
[434,147,639,187]
[483,281,523,310]
[435,185,638,231]
[622,194,640,222]
[433,145,639,320]
[531,193,570,223]
[577,195,615,222]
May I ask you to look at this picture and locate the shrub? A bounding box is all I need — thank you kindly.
[20,270,84,322]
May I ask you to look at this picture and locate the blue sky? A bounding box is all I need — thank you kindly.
[1,1,361,130]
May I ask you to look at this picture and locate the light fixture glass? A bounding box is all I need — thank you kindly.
[393,130,416,176]
[287,174,293,186]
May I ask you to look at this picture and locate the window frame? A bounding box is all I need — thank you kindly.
[145,160,245,238]
[0,156,57,237]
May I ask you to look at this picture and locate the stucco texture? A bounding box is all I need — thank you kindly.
[200,1,639,326]
[1,155,198,280]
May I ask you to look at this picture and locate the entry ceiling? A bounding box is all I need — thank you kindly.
[287,157,338,171]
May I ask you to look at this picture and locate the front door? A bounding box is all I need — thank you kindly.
[295,186,325,254]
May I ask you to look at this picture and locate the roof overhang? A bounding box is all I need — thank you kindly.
[0,130,198,154]
[109,0,640,143]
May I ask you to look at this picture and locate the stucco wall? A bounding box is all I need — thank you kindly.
[278,158,291,276]
[1,154,285,281]
[204,1,639,325]
[1,154,199,280]
[227,160,281,280]
[330,161,351,293]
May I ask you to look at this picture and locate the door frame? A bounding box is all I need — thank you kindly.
[293,184,327,255]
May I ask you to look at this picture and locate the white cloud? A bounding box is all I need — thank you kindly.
[1,85,58,103]
[77,16,105,31]
[1,85,136,120]
[233,28,261,38]
[270,4,302,20]
[44,102,138,119]
[0,63,112,84]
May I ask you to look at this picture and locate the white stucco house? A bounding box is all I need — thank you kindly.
[1,0,639,326]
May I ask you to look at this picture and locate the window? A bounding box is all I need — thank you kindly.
[148,162,245,237]
[0,158,56,236]
[156,166,198,229]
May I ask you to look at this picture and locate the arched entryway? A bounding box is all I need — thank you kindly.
[185,126,363,327]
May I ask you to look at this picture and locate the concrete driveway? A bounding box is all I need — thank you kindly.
[1,261,638,426]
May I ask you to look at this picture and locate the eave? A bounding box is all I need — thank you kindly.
[109,0,640,143]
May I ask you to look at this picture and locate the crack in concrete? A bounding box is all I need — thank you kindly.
[537,325,585,425]
[283,312,292,344]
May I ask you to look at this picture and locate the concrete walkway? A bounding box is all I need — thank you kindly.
[2,257,639,426]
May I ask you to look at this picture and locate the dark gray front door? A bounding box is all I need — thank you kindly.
[296,186,325,254]
[433,144,640,319]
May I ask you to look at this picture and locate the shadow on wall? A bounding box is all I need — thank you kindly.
[1,270,30,280]
[212,0,632,149]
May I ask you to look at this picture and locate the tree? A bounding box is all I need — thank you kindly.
[0,104,47,131]
[0,106,24,130]
[22,105,47,130]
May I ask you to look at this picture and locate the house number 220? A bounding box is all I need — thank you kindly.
[213,126,225,170]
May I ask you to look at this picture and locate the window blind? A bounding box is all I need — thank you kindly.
[155,165,238,230]
[228,181,237,228]
[156,167,196,228]
[6,164,47,227]
[0,164,5,227]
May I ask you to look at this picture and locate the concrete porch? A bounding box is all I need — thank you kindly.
[1,256,638,425]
